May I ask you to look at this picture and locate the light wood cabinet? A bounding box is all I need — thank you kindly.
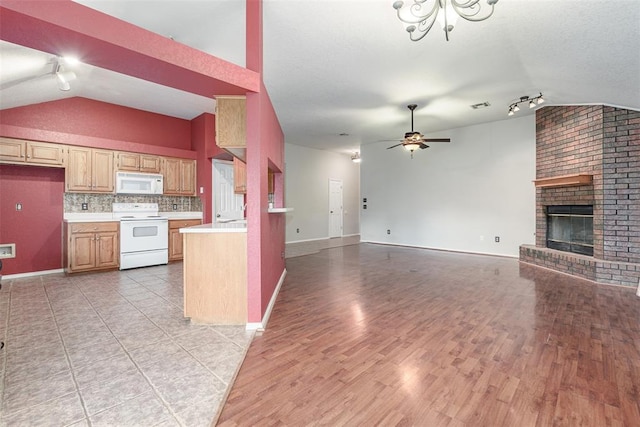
[233,157,247,194]
[0,137,66,167]
[183,231,247,324]
[64,222,119,273]
[216,96,246,161]
[163,157,196,196]
[66,147,114,193]
[268,169,275,194]
[168,219,202,261]
[116,152,161,173]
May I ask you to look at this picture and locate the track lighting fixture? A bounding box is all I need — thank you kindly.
[54,59,76,91]
[508,93,544,116]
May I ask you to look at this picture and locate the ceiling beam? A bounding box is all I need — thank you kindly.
[0,0,260,98]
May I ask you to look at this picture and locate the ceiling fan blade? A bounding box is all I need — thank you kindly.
[421,138,451,143]
[419,143,430,149]
[387,143,403,149]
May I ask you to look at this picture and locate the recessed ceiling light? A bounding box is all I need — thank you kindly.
[470,102,491,110]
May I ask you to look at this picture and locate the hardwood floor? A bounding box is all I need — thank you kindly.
[217,243,640,426]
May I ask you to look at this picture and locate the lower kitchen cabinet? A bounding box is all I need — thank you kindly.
[64,222,119,273]
[169,219,202,261]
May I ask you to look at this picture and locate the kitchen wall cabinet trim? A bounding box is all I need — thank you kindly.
[163,157,196,196]
[233,157,247,194]
[215,96,246,161]
[116,151,161,173]
[66,147,114,193]
[0,137,66,167]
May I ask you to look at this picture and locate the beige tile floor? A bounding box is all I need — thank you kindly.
[0,263,253,427]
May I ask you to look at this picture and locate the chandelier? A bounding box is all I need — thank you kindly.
[508,93,544,116]
[392,0,499,41]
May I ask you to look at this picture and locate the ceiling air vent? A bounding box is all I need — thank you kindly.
[470,102,491,110]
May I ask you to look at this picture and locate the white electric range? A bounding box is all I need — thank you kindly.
[112,203,168,270]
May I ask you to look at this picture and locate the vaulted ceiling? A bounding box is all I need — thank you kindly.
[1,0,639,155]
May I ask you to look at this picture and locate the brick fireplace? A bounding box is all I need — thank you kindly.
[520,105,640,287]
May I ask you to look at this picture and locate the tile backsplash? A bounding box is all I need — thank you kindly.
[64,193,203,213]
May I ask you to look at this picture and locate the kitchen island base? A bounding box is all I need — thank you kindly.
[182,228,247,324]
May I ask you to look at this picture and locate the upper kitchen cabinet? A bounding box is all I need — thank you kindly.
[233,157,247,194]
[116,152,161,173]
[215,96,246,161]
[163,157,196,196]
[66,147,114,193]
[0,137,66,167]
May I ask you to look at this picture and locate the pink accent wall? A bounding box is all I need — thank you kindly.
[1,98,191,150]
[246,1,286,323]
[0,165,65,275]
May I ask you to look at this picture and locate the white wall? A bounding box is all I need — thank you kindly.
[361,115,536,257]
[284,144,360,242]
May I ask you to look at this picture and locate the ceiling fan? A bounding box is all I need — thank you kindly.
[387,104,450,158]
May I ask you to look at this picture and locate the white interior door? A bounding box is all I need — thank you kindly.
[213,160,244,222]
[329,179,343,238]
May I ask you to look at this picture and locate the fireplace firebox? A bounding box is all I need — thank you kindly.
[546,205,594,256]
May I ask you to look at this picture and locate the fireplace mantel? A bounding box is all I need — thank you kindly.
[533,173,593,188]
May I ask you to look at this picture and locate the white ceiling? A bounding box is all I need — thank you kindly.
[1,0,639,155]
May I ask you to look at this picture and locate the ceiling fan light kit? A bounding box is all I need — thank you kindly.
[393,0,499,41]
[386,104,451,158]
[508,93,544,116]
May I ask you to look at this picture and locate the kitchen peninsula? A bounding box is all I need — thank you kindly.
[180,222,247,324]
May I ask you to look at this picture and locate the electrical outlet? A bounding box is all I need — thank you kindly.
[172,204,178,210]
[81,203,88,210]
[495,236,500,243]
[296,228,300,233]
[387,229,391,235]
[16,203,22,211]
[363,204,367,209]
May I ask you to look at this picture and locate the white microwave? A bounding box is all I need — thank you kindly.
[116,172,164,195]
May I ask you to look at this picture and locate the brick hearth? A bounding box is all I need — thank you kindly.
[520,105,640,287]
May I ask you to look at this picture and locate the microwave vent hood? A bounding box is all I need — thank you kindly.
[116,172,164,195]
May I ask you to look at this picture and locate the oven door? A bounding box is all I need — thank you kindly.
[120,219,168,253]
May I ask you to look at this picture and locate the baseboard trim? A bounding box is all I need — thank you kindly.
[286,234,360,245]
[246,268,287,332]
[2,268,65,280]
[361,240,518,259]
[285,235,361,258]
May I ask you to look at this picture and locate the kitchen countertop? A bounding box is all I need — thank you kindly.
[64,212,203,223]
[179,222,247,234]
